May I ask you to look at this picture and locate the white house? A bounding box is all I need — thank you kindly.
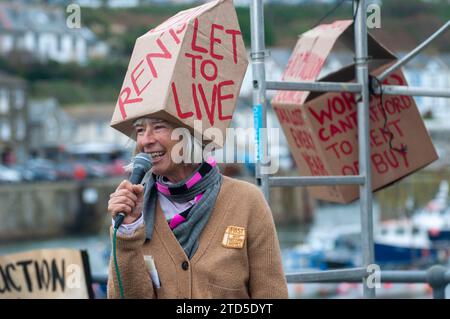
[0,71,27,164]
[401,53,450,119]
[0,3,109,65]
[27,98,75,154]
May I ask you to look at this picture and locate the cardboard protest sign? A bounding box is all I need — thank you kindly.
[272,20,438,203]
[110,0,248,147]
[0,249,93,299]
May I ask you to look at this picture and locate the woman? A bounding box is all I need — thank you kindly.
[107,116,288,298]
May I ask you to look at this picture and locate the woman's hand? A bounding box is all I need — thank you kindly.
[108,180,144,225]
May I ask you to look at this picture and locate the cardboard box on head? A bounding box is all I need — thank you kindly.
[110,0,248,148]
[272,20,438,203]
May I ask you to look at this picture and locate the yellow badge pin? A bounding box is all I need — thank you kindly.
[222,226,246,249]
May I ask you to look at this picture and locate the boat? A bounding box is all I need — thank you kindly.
[374,219,440,267]
[411,181,450,245]
[374,180,450,267]
[282,224,362,273]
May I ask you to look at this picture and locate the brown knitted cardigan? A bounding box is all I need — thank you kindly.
[107,176,288,299]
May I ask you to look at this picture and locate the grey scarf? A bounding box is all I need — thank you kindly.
[142,163,222,259]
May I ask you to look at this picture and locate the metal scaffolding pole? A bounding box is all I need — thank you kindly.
[377,85,450,98]
[354,0,375,299]
[266,81,362,93]
[267,81,450,98]
[269,175,365,187]
[250,0,269,200]
[286,267,367,283]
[378,20,450,82]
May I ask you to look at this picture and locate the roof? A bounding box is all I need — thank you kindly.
[28,98,72,123]
[0,2,95,39]
[64,104,115,122]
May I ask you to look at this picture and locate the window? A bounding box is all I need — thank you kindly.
[0,88,9,113]
[0,120,11,141]
[395,227,405,235]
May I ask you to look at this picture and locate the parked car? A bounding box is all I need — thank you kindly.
[77,159,109,179]
[10,164,35,182]
[23,158,58,181]
[65,143,129,179]
[0,164,22,183]
[104,158,127,177]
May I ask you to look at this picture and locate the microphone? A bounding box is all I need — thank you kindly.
[114,152,152,229]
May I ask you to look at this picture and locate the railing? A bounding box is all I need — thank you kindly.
[285,265,450,299]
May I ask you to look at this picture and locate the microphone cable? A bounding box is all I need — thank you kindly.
[113,224,125,299]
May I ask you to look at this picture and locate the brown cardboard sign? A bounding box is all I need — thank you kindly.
[110,0,248,147]
[272,20,438,203]
[0,249,93,299]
